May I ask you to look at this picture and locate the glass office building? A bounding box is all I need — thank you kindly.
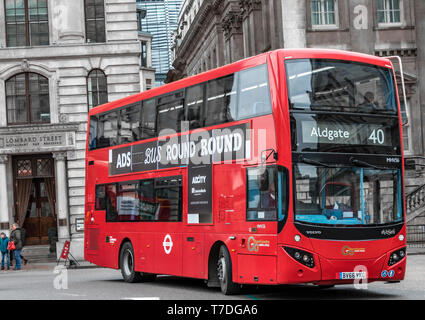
[137,0,181,86]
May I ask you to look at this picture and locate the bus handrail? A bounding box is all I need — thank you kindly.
[385,55,409,126]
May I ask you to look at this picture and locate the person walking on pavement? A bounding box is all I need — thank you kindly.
[10,224,23,270]
[0,232,10,270]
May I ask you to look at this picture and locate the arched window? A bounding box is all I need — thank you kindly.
[5,0,49,47]
[87,69,108,109]
[6,72,50,124]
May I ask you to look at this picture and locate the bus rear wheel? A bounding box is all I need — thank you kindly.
[120,242,156,283]
[217,245,239,295]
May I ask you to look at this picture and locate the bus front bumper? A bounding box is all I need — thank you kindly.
[277,246,406,285]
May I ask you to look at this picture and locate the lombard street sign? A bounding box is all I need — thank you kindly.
[0,124,78,154]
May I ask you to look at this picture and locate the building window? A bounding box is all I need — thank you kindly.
[6,72,50,124]
[84,0,106,43]
[378,0,401,24]
[311,0,337,26]
[145,78,152,90]
[141,41,147,67]
[5,0,49,47]
[87,69,108,109]
[137,8,146,32]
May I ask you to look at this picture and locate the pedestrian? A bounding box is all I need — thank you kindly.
[9,223,24,270]
[0,232,10,270]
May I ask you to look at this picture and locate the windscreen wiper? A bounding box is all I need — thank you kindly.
[298,156,336,168]
[349,157,393,170]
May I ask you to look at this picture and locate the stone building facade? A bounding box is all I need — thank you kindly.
[0,0,154,259]
[168,0,425,235]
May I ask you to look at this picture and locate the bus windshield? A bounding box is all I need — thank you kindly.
[294,164,403,226]
[285,59,397,114]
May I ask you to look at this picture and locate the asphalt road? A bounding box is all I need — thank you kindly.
[0,254,424,300]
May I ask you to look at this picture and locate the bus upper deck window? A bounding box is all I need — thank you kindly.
[97,112,118,148]
[141,98,156,139]
[285,59,397,114]
[205,75,237,127]
[120,104,141,144]
[237,64,272,120]
[88,116,98,150]
[185,84,204,130]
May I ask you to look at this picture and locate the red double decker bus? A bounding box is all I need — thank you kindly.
[84,49,407,294]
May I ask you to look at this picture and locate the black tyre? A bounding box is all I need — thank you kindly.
[120,242,142,283]
[120,242,157,283]
[217,245,239,295]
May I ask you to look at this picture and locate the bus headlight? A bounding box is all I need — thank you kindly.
[284,247,315,268]
[388,247,406,266]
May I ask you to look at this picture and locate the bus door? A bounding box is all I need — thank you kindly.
[153,174,184,276]
[182,164,212,279]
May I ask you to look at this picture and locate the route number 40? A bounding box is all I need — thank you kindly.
[368,129,385,145]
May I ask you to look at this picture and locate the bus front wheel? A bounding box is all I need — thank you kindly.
[217,245,239,295]
[120,242,156,283]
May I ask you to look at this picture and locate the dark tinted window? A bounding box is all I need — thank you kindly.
[97,111,118,148]
[95,184,106,210]
[139,179,156,220]
[99,176,182,222]
[89,116,98,150]
[154,176,182,222]
[105,184,117,222]
[185,84,204,130]
[205,74,237,126]
[285,59,397,114]
[141,98,156,139]
[120,104,140,144]
[157,100,185,134]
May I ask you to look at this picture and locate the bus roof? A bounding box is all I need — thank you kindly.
[88,48,394,116]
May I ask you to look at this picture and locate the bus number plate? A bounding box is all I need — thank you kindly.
[339,272,367,280]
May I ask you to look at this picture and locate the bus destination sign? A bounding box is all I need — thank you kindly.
[301,121,392,147]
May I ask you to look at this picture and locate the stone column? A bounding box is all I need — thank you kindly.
[281,0,307,48]
[52,0,85,44]
[221,11,244,64]
[0,155,10,234]
[240,0,264,56]
[53,151,70,241]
